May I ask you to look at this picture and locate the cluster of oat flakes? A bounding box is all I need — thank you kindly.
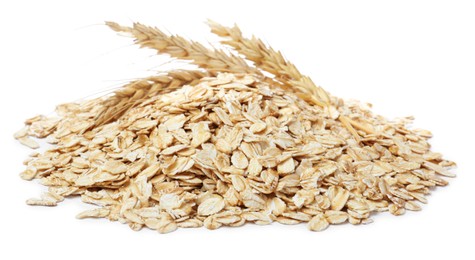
[15,22,455,233]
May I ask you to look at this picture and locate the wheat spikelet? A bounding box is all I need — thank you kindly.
[207,20,330,107]
[94,70,206,126]
[106,21,261,76]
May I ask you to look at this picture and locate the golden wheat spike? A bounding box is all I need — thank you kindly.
[106,21,261,76]
[207,20,330,107]
[94,70,206,127]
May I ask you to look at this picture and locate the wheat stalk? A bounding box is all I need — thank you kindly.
[94,70,205,126]
[106,21,261,76]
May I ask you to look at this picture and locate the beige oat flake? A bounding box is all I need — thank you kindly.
[198,195,225,216]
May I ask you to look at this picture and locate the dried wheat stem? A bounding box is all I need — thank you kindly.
[106,21,261,76]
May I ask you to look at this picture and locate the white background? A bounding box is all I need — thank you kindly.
[1,0,474,259]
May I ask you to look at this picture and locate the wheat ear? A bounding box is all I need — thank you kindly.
[106,21,261,76]
[94,70,206,126]
[206,20,331,107]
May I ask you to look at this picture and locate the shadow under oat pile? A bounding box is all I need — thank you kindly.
[14,21,455,233]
